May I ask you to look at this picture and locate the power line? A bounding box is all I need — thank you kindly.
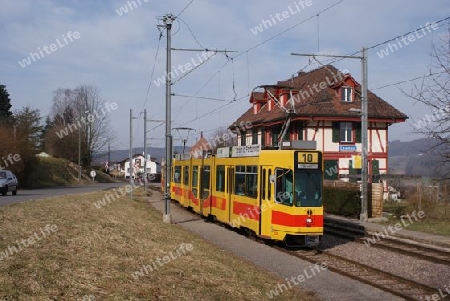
[180,95,247,127]
[171,50,218,85]
[172,93,229,102]
[176,0,194,17]
[366,16,450,51]
[371,70,447,90]
[177,17,203,48]
[142,32,163,110]
[173,0,346,128]
[175,0,346,107]
[317,16,450,67]
[242,0,345,57]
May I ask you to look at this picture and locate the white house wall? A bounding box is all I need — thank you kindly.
[236,122,389,175]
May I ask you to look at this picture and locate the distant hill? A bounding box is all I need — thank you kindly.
[388,138,444,177]
[93,146,184,171]
[388,138,438,156]
[94,140,445,177]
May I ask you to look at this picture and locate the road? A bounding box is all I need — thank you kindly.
[0,182,130,207]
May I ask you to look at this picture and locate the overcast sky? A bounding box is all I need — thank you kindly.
[1,0,449,152]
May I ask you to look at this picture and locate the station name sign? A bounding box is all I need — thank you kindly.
[339,145,357,152]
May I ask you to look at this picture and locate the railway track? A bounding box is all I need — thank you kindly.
[172,205,446,300]
[283,247,440,301]
[324,218,450,266]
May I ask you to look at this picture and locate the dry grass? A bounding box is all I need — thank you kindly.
[0,187,317,301]
[384,199,450,237]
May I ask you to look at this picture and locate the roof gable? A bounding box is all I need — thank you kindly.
[231,65,407,128]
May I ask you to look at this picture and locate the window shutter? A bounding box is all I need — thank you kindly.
[261,128,265,146]
[372,160,379,175]
[349,160,355,175]
[324,160,339,180]
[332,122,339,143]
[355,122,361,143]
[297,122,303,140]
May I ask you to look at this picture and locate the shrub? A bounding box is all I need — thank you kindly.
[323,186,361,218]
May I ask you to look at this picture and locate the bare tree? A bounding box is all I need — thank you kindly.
[403,37,450,179]
[49,85,115,166]
[208,127,236,154]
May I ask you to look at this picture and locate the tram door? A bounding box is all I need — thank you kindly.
[200,165,211,216]
[227,166,234,223]
[259,166,272,237]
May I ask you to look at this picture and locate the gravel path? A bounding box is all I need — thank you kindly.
[321,234,450,289]
[148,197,405,301]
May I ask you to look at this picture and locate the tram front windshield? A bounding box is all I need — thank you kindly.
[294,171,322,207]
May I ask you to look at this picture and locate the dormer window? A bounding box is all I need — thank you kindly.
[341,87,352,102]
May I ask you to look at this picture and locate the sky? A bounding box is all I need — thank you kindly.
[1,0,449,153]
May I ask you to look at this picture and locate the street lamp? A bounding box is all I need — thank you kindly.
[174,127,196,153]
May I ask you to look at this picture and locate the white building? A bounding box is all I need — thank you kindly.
[124,154,157,179]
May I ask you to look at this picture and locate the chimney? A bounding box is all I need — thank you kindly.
[200,131,203,139]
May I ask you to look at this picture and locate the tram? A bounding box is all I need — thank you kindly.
[170,141,323,247]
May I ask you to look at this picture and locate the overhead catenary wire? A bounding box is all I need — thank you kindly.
[317,16,450,67]
[177,17,204,48]
[176,0,194,17]
[172,93,229,102]
[171,50,218,85]
[179,95,248,127]
[371,71,448,90]
[142,32,163,110]
[173,0,346,123]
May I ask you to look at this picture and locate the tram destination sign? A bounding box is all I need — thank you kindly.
[295,151,320,169]
[231,145,261,157]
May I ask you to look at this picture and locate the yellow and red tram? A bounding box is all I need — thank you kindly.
[170,142,323,247]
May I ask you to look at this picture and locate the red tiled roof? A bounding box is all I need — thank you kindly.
[189,137,212,158]
[230,65,408,128]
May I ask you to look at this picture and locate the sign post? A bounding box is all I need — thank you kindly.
[90,170,96,183]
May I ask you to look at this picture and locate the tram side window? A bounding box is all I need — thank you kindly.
[192,166,198,197]
[183,166,189,185]
[202,166,210,199]
[235,166,246,195]
[275,168,293,206]
[174,166,181,184]
[234,165,257,198]
[246,166,257,198]
[216,165,225,192]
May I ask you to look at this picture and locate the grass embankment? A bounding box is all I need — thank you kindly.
[383,201,450,237]
[0,187,316,300]
[30,157,116,188]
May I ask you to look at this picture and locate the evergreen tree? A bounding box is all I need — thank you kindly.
[14,106,43,152]
[0,84,13,125]
[39,116,53,152]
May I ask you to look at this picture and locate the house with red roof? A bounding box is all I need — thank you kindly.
[189,132,212,158]
[229,65,408,181]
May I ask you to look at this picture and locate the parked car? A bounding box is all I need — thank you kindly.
[0,170,18,196]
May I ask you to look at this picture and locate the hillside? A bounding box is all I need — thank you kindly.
[29,157,116,188]
[93,146,184,171]
[95,139,445,177]
[388,138,445,177]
